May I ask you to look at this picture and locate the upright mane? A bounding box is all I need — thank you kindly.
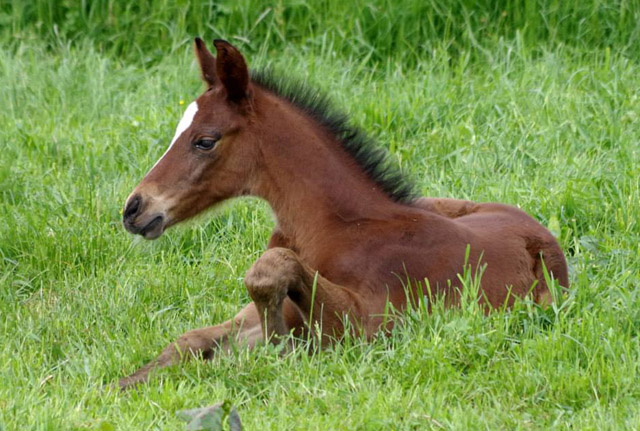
[251,69,416,204]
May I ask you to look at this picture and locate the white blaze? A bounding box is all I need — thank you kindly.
[151,101,199,170]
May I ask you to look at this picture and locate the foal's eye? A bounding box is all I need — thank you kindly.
[193,138,218,151]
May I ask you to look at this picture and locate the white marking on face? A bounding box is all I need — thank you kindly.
[151,101,199,170]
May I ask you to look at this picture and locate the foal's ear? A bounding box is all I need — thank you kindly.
[213,39,250,101]
[194,37,217,86]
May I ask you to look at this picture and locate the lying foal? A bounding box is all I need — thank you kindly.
[120,38,568,389]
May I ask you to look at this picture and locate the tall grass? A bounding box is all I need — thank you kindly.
[3,0,640,65]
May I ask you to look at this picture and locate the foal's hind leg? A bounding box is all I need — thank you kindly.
[244,247,370,346]
[118,303,261,390]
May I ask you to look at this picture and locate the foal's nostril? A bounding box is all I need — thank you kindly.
[123,195,142,220]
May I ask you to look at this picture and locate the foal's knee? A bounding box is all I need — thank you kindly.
[244,248,303,304]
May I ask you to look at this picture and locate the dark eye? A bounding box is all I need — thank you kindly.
[193,138,218,150]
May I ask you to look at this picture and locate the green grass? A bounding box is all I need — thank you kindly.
[1,1,640,430]
[3,0,640,65]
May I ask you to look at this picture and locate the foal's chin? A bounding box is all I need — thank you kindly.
[124,214,167,240]
[140,226,165,240]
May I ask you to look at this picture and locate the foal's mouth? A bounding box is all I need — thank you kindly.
[124,214,166,240]
[139,215,165,239]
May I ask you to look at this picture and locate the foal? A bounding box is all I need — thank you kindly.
[120,38,568,389]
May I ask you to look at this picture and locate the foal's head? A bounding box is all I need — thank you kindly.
[123,39,259,239]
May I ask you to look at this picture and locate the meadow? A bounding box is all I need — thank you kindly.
[1,1,639,429]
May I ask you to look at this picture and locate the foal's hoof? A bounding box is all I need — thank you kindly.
[117,375,145,391]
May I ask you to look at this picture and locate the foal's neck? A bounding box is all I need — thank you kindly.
[250,90,403,250]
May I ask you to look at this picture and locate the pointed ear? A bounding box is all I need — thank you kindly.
[213,39,250,101]
[194,37,217,86]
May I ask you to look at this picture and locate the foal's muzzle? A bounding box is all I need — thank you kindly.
[122,194,166,240]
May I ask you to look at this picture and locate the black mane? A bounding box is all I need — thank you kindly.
[251,69,416,204]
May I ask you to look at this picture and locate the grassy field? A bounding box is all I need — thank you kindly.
[1,1,639,430]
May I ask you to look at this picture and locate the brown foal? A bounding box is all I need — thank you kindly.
[119,38,568,389]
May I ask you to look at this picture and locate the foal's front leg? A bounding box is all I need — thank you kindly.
[118,303,262,390]
[118,229,299,390]
[244,247,369,346]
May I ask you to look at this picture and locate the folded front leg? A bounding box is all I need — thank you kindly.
[244,247,369,347]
